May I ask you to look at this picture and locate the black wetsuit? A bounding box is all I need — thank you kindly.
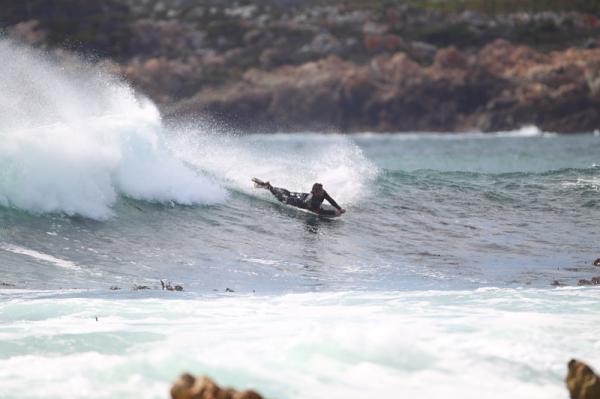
[269,186,341,216]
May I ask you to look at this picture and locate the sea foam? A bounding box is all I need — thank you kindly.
[0,41,226,219]
[169,131,378,205]
[1,288,599,399]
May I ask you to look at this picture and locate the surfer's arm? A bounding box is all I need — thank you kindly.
[324,191,341,210]
[324,192,346,215]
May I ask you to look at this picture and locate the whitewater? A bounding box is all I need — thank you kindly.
[1,40,599,399]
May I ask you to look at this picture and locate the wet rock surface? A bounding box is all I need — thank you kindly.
[577,277,600,286]
[161,280,184,291]
[171,373,263,399]
[566,359,600,399]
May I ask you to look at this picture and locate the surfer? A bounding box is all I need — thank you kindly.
[252,178,346,217]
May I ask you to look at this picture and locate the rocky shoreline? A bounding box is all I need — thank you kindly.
[4,1,600,132]
[163,40,600,133]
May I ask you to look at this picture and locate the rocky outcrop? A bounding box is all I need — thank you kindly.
[566,359,600,399]
[171,374,263,399]
[165,40,600,132]
[4,1,600,132]
[3,0,132,58]
[469,40,600,132]
[578,277,600,286]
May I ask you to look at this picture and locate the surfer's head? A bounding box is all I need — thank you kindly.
[311,183,324,196]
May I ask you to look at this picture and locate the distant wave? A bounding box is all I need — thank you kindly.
[382,165,599,179]
[0,243,80,270]
[0,40,226,219]
[350,125,558,140]
[379,166,600,202]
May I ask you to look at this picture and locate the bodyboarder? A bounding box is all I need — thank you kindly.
[252,178,346,217]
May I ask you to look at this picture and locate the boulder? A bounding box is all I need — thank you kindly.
[577,277,600,286]
[566,359,600,399]
[171,374,263,399]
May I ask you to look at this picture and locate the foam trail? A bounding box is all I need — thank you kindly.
[169,131,378,205]
[0,40,226,219]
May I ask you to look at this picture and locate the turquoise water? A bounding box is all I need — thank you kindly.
[2,131,598,292]
[1,39,600,399]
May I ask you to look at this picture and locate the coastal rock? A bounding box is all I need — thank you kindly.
[301,33,343,55]
[7,2,600,133]
[171,373,263,399]
[123,56,206,104]
[566,359,600,399]
[165,38,600,132]
[8,20,47,46]
[464,40,600,132]
[477,39,548,79]
[577,277,600,286]
[161,280,183,291]
[407,41,437,63]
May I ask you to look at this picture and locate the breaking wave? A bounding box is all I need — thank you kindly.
[0,40,226,219]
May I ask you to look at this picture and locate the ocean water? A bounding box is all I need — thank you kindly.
[1,40,600,399]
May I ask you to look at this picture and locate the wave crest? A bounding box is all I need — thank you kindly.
[0,41,226,219]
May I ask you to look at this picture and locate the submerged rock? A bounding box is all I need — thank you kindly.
[131,285,151,291]
[566,359,600,399]
[161,279,184,291]
[171,373,263,399]
[577,277,600,286]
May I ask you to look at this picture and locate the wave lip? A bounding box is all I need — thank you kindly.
[0,40,226,219]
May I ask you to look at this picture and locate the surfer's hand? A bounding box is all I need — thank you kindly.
[336,208,346,216]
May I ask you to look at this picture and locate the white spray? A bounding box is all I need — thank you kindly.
[0,40,226,219]
[169,131,378,205]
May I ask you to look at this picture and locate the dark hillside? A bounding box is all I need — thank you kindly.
[3,0,600,132]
